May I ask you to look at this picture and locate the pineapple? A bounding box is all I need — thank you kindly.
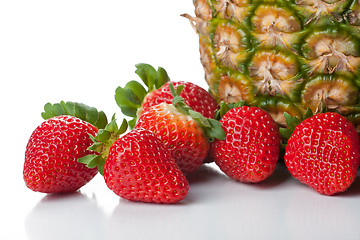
[183,0,360,129]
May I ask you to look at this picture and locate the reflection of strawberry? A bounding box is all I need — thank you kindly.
[212,103,281,183]
[285,112,360,195]
[115,64,218,127]
[135,83,225,174]
[104,128,189,203]
[24,115,99,193]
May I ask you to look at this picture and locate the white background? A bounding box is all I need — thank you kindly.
[2,1,360,239]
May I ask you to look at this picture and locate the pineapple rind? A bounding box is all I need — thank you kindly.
[188,0,360,127]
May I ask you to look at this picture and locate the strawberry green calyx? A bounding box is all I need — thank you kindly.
[42,101,108,129]
[78,117,128,175]
[214,100,246,120]
[280,108,314,147]
[169,83,225,142]
[115,63,170,128]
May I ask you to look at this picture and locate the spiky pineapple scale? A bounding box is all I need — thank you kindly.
[186,0,360,128]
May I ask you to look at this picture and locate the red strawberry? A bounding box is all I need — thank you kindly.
[211,103,280,183]
[135,83,225,174]
[284,112,360,195]
[115,63,218,128]
[141,81,218,119]
[78,118,189,203]
[136,103,209,174]
[24,115,99,193]
[104,128,189,203]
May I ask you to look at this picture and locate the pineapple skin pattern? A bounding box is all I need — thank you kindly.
[184,0,360,128]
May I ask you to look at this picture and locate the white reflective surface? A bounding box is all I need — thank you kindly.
[4,164,360,240]
[2,1,360,240]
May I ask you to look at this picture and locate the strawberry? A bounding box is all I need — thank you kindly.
[105,128,189,203]
[79,119,189,203]
[115,63,218,128]
[211,102,281,183]
[284,112,360,195]
[24,101,109,193]
[141,81,218,119]
[24,101,107,193]
[134,83,225,174]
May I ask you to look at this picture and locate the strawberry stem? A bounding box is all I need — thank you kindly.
[78,118,129,175]
[169,82,225,142]
[279,108,314,148]
[214,101,246,120]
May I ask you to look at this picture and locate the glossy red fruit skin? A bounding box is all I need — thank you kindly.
[285,112,360,195]
[212,106,280,183]
[136,103,210,174]
[24,115,98,193]
[141,81,218,119]
[103,128,189,203]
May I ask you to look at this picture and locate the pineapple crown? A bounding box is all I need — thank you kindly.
[114,63,170,128]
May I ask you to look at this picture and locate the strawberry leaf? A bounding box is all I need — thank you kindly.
[87,156,103,169]
[169,82,225,141]
[284,112,301,130]
[42,101,108,129]
[78,154,98,166]
[214,101,246,120]
[156,67,170,89]
[78,118,130,175]
[95,129,111,142]
[280,108,314,144]
[125,81,147,103]
[87,142,103,152]
[135,63,170,91]
[116,119,128,136]
[303,108,314,119]
[115,63,170,128]
[206,119,226,142]
[128,118,137,130]
[114,87,134,106]
[135,63,157,92]
[189,110,211,128]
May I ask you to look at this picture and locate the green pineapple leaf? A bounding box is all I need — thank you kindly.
[41,101,108,129]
